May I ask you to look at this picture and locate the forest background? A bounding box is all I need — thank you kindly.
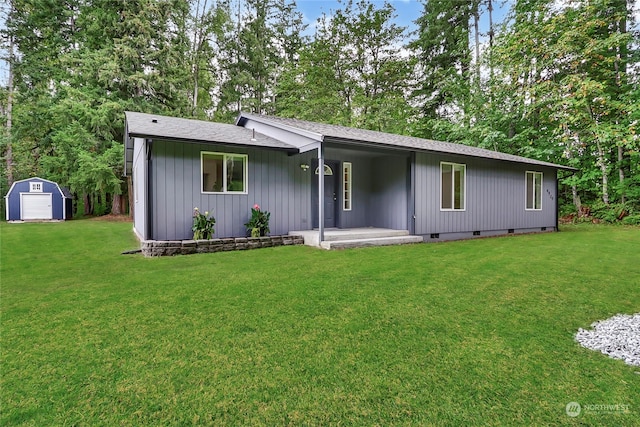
[1,0,638,222]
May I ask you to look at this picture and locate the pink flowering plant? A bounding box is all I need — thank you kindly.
[244,204,270,237]
[192,207,216,240]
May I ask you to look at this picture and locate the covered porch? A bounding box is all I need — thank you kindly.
[236,112,420,248]
[315,144,413,230]
[289,227,423,250]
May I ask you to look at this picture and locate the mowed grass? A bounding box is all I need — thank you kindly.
[1,220,639,426]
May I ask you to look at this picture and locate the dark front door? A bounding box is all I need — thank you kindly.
[313,160,339,228]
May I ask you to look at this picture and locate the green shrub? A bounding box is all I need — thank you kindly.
[591,202,634,223]
[622,214,640,225]
[244,204,270,237]
[192,207,215,239]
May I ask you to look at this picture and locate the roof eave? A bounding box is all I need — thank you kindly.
[323,136,577,171]
[126,131,299,154]
[238,112,325,143]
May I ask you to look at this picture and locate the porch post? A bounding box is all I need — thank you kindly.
[318,144,325,244]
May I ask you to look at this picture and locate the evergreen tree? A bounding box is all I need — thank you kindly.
[276,1,414,133]
[410,0,477,135]
[216,0,305,121]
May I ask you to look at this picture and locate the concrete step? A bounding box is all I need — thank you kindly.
[289,228,412,247]
[320,235,423,250]
[322,228,409,241]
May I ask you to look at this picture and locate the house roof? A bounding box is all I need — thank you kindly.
[124,111,299,176]
[237,113,577,171]
[124,111,297,151]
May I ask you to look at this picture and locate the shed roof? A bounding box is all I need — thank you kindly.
[237,113,577,171]
[4,176,71,199]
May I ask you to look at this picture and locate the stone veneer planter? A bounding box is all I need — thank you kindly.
[141,235,304,257]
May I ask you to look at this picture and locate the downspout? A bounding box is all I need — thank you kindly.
[146,139,153,240]
[409,152,416,235]
[318,144,325,245]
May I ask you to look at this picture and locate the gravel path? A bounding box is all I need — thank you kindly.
[575,313,640,367]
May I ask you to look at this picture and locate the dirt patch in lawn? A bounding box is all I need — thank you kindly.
[88,214,133,222]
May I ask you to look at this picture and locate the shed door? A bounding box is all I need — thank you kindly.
[21,193,53,220]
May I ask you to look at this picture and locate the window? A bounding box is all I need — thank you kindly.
[526,171,542,210]
[314,164,333,175]
[201,152,247,193]
[441,162,466,210]
[343,162,352,211]
[30,182,43,192]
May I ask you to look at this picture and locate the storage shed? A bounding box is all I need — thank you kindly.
[5,177,72,221]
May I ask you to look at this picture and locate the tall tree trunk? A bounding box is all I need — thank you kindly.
[473,6,480,85]
[5,32,15,187]
[191,0,208,114]
[614,2,627,203]
[72,192,79,217]
[84,193,93,216]
[111,194,122,215]
[595,138,609,205]
[618,146,625,203]
[572,184,581,213]
[589,103,609,205]
[487,0,494,80]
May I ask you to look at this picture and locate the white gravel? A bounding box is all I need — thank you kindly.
[575,313,640,367]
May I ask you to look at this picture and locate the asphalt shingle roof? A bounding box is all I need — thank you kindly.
[125,111,575,172]
[125,111,296,151]
[239,113,576,171]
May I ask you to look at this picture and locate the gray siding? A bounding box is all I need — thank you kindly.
[333,155,372,229]
[138,139,559,241]
[324,148,410,230]
[414,153,557,236]
[150,140,314,240]
[370,156,408,230]
[132,138,147,239]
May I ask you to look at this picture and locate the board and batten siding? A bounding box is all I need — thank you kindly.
[323,148,410,230]
[414,153,557,236]
[370,155,408,230]
[150,139,314,240]
[132,137,147,239]
[337,155,371,228]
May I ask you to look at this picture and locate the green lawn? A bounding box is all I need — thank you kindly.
[1,220,639,426]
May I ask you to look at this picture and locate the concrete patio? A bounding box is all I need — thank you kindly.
[288,227,424,250]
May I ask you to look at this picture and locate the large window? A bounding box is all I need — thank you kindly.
[343,162,352,211]
[526,171,542,210]
[441,162,466,210]
[201,152,247,193]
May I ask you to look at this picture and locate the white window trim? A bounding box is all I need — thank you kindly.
[314,164,334,175]
[525,171,543,211]
[343,162,352,211]
[30,182,43,192]
[201,151,248,194]
[440,162,467,211]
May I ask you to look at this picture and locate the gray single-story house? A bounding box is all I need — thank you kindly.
[123,111,575,248]
[5,177,72,221]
